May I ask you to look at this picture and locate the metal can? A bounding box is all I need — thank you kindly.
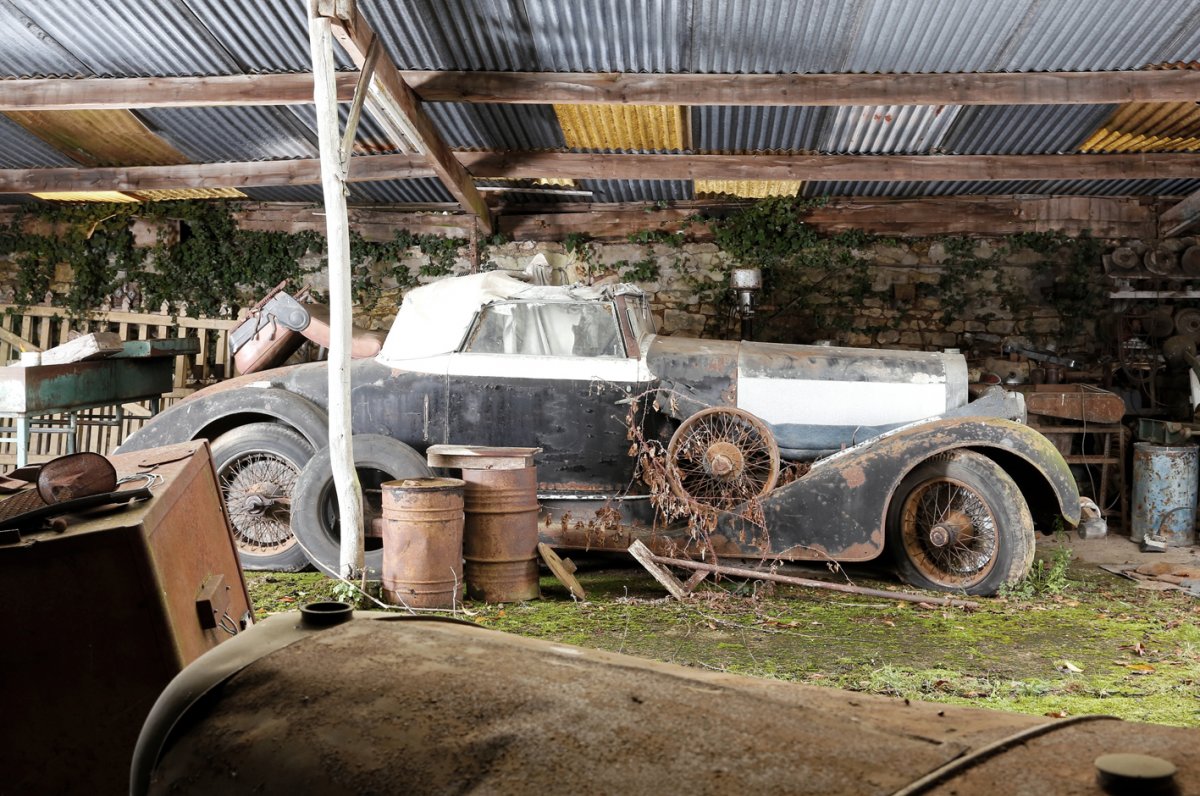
[1131,443,1198,546]
[380,477,465,609]
[462,466,540,602]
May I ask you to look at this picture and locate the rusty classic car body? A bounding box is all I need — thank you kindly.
[119,272,1079,595]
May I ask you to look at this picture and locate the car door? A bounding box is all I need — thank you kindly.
[445,299,651,495]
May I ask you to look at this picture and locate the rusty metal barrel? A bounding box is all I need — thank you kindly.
[461,465,540,602]
[1132,443,1198,546]
[380,477,465,609]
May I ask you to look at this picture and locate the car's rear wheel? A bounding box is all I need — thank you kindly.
[211,422,313,572]
[886,450,1034,596]
[291,434,432,578]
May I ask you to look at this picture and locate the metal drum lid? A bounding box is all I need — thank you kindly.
[1174,307,1200,336]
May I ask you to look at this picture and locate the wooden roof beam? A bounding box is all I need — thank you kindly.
[1161,189,1200,238]
[0,74,360,111]
[403,69,1200,107]
[317,0,493,234]
[0,154,431,193]
[458,151,1200,184]
[1,151,1196,194]
[4,68,1195,113]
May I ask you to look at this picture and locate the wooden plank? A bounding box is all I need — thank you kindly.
[4,70,1196,111]
[40,332,123,365]
[457,150,1200,183]
[320,0,494,235]
[402,69,1200,107]
[0,153,432,193]
[1160,189,1200,237]
[0,73,359,111]
[628,540,690,600]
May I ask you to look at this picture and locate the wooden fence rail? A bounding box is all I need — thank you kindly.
[0,304,243,466]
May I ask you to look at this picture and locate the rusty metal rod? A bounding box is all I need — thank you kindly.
[646,553,981,610]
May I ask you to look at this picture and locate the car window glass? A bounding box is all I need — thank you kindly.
[626,296,657,342]
[464,302,624,357]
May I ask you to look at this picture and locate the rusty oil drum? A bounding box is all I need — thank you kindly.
[462,466,540,602]
[1132,443,1198,546]
[381,477,465,609]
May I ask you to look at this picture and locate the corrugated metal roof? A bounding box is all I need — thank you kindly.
[804,178,1200,198]
[0,114,77,168]
[8,0,240,77]
[285,103,403,156]
[691,106,824,153]
[556,105,686,152]
[580,180,694,202]
[524,0,690,72]
[241,185,326,203]
[941,104,1118,154]
[820,105,961,154]
[5,109,189,166]
[139,106,319,162]
[180,0,355,73]
[1081,102,1200,153]
[425,103,565,150]
[131,188,247,201]
[695,180,802,198]
[31,190,138,203]
[349,178,455,203]
[0,1,88,77]
[361,0,539,71]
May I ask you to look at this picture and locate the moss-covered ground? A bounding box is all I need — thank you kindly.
[245,542,1200,728]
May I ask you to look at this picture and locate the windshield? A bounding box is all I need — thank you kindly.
[463,301,625,358]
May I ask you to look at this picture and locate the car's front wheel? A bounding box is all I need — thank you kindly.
[211,422,313,572]
[886,450,1035,596]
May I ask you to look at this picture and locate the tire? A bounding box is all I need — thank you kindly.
[291,434,432,578]
[211,423,314,572]
[886,450,1035,596]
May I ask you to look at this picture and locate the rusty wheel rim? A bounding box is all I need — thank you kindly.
[667,407,780,510]
[219,452,300,555]
[899,476,998,589]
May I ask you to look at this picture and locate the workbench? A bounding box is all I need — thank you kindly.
[0,339,198,467]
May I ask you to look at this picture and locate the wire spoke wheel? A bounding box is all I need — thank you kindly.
[220,452,300,554]
[886,450,1035,596]
[899,476,998,587]
[667,407,780,510]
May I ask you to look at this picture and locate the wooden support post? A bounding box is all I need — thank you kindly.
[309,1,363,579]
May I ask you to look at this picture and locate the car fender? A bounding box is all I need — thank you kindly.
[116,386,329,453]
[713,417,1080,562]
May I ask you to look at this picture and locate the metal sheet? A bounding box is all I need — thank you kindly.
[0,113,77,168]
[138,106,319,162]
[1081,102,1200,153]
[942,104,1119,154]
[820,104,961,154]
[804,178,1200,198]
[0,0,89,77]
[555,104,686,152]
[691,106,825,153]
[5,109,189,166]
[360,0,539,71]
[181,0,355,72]
[524,0,690,72]
[348,178,456,203]
[578,179,694,203]
[8,0,240,76]
[425,102,565,150]
[694,180,802,198]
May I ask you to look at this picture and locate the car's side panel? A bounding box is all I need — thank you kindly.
[646,336,740,419]
[713,417,1080,561]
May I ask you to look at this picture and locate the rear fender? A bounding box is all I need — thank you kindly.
[713,417,1080,561]
[116,387,329,453]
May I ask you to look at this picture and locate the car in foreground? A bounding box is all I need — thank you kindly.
[119,271,1079,595]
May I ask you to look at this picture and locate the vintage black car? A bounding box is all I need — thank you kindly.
[120,272,1079,595]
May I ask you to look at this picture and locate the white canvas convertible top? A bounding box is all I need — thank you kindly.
[378,272,642,363]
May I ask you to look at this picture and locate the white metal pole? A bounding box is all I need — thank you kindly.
[309,3,363,579]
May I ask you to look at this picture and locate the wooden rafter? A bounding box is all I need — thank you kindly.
[0,74,359,111]
[1,151,1197,194]
[316,0,493,234]
[3,69,1198,111]
[1161,189,1200,237]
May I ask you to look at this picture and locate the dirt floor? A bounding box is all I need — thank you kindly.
[245,532,1200,728]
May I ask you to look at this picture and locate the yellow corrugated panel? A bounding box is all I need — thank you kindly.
[484,177,578,188]
[554,104,685,151]
[132,188,247,201]
[5,109,189,166]
[694,180,802,199]
[31,191,139,203]
[1080,102,1200,152]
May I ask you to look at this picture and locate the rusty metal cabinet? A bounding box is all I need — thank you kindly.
[0,440,252,796]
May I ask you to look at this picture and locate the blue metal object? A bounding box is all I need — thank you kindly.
[1132,442,1198,546]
